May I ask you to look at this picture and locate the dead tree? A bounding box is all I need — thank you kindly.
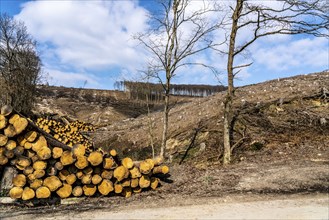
[135,0,224,159]
[219,0,328,164]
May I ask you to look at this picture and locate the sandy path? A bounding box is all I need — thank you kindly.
[9,194,327,220]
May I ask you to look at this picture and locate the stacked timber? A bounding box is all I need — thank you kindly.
[0,105,169,201]
[36,117,94,149]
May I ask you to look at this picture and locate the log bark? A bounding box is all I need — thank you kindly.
[0,166,17,195]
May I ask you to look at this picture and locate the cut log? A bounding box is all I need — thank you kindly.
[133,186,142,193]
[52,147,63,159]
[150,177,159,190]
[101,170,113,179]
[129,166,141,179]
[75,155,89,169]
[0,156,8,165]
[4,150,14,159]
[33,160,47,170]
[24,131,38,143]
[0,134,8,146]
[22,187,35,200]
[24,142,32,150]
[122,157,133,169]
[103,157,115,169]
[36,186,51,199]
[114,182,123,194]
[109,149,117,157]
[25,149,35,158]
[152,165,170,175]
[98,179,114,196]
[27,173,36,181]
[139,160,153,174]
[87,151,103,166]
[72,144,86,157]
[76,171,83,179]
[46,166,57,176]
[13,146,24,156]
[91,174,102,185]
[83,184,97,196]
[1,105,13,116]
[152,156,164,166]
[0,115,8,129]
[17,136,27,147]
[30,179,43,190]
[60,151,75,166]
[43,176,62,192]
[121,187,132,198]
[58,170,70,181]
[72,186,83,197]
[113,166,129,182]
[121,178,131,187]
[139,175,150,189]
[12,174,26,187]
[13,117,28,135]
[4,125,17,137]
[130,178,139,188]
[37,146,52,160]
[9,186,23,199]
[32,136,47,152]
[5,140,16,151]
[16,156,31,168]
[56,184,72,199]
[0,147,5,155]
[55,162,64,171]
[81,174,92,184]
[33,169,45,179]
[66,174,76,185]
[23,166,34,175]
[9,114,20,124]
[83,167,93,175]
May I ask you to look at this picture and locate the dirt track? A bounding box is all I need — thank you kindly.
[3,194,328,220]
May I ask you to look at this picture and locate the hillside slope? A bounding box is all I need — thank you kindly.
[91,71,329,164]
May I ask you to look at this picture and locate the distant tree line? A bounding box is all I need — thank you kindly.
[114,81,226,102]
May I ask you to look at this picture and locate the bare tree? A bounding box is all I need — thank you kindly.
[219,0,328,164]
[0,13,42,115]
[135,0,223,159]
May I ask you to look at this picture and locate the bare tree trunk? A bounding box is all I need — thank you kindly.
[223,0,243,165]
[160,90,170,159]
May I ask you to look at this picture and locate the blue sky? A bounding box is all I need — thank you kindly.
[1,0,328,90]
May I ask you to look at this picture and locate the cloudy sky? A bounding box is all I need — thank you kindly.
[1,0,328,89]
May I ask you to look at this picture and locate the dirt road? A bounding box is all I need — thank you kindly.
[4,194,328,220]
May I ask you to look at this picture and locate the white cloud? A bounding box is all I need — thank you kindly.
[15,0,149,72]
[253,37,328,71]
[45,68,101,89]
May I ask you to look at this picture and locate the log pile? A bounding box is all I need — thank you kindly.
[0,105,169,201]
[35,117,94,149]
